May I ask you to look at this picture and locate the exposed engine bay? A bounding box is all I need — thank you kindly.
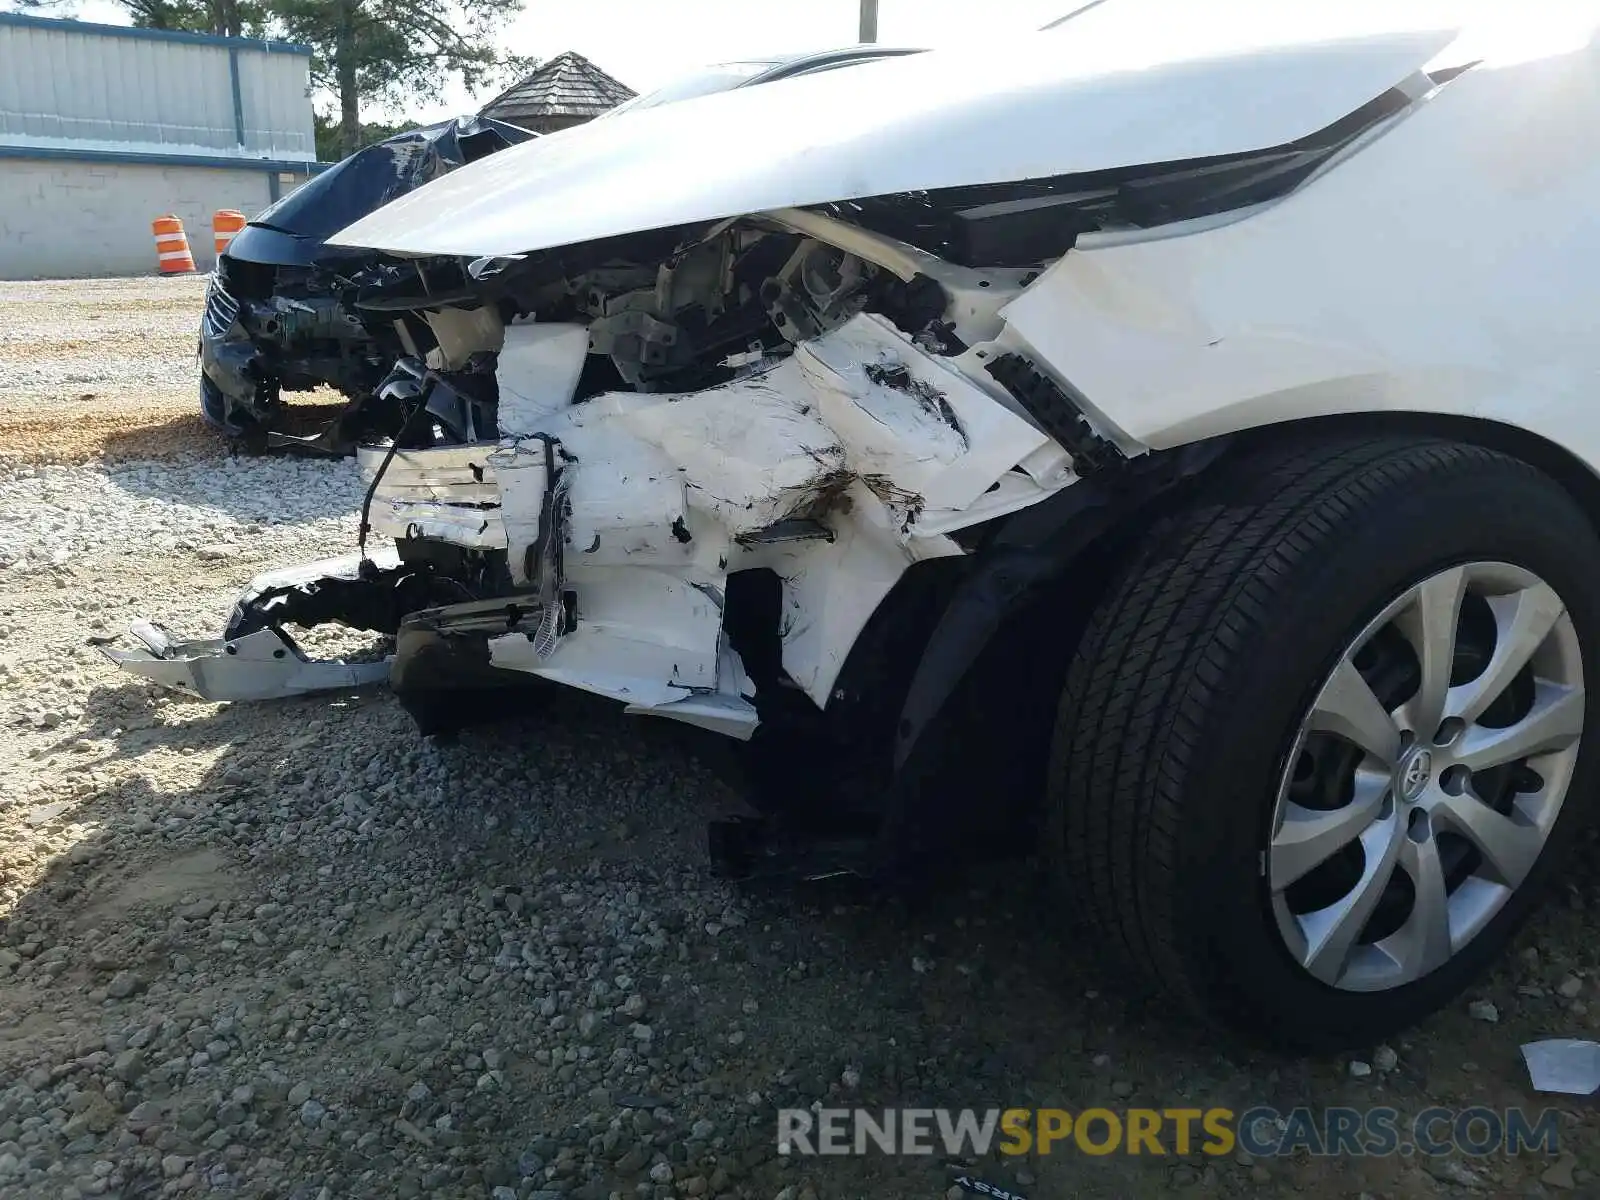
[114,15,1467,872]
[133,205,1083,742]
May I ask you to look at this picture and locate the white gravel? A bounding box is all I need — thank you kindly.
[0,460,364,566]
[0,307,199,346]
[0,357,198,394]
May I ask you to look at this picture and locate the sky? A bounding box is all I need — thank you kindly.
[67,0,1080,121]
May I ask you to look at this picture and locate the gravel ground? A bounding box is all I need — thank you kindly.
[3,276,1600,1200]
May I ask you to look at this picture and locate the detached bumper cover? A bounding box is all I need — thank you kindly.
[100,621,389,702]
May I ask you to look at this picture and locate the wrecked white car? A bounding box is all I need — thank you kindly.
[106,1,1600,1052]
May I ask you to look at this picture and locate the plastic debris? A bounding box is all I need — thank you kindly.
[1521,1038,1600,1095]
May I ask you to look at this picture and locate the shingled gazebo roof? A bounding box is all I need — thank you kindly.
[479,51,636,127]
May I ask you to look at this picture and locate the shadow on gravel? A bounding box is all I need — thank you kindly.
[8,677,1600,1200]
[95,400,352,471]
[83,413,219,466]
[92,399,351,472]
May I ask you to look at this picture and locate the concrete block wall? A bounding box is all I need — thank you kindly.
[0,159,313,280]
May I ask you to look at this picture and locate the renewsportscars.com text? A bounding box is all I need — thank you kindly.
[776,1105,1561,1158]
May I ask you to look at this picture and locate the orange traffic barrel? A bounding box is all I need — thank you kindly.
[152,215,195,275]
[213,209,246,256]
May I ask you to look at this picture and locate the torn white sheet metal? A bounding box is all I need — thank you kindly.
[1521,1039,1600,1095]
[366,315,1067,576]
[359,480,501,505]
[475,576,758,738]
[623,642,759,740]
[495,416,695,569]
[912,468,1061,537]
[146,309,1067,729]
[100,623,389,702]
[327,5,1460,257]
[563,439,689,565]
[382,504,507,549]
[490,438,557,585]
[356,444,501,486]
[766,480,965,705]
[357,444,507,546]
[488,566,725,702]
[497,321,589,438]
[484,360,849,570]
[610,359,848,537]
[794,313,1054,523]
[345,312,1066,725]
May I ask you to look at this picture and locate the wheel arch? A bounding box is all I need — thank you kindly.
[1223,410,1600,538]
[875,408,1600,866]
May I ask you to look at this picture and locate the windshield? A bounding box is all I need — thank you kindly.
[599,61,778,119]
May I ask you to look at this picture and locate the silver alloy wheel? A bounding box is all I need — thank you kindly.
[1269,562,1585,992]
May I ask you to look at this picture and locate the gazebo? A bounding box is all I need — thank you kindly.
[478,51,637,134]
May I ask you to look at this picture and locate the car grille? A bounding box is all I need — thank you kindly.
[203,274,240,339]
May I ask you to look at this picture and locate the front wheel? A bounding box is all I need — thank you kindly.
[1050,435,1600,1052]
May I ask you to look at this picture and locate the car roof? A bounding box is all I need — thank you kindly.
[743,45,926,84]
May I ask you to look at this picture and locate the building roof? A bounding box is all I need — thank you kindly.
[0,10,311,55]
[479,52,636,124]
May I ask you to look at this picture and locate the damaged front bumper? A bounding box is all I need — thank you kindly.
[100,549,441,703]
[113,310,1070,737]
[101,621,389,702]
[198,268,397,456]
[102,195,1145,879]
[198,275,265,438]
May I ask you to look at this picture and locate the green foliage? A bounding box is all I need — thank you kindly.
[98,0,531,156]
[0,0,261,34]
[1,1,78,14]
[107,1,270,37]
[275,0,532,112]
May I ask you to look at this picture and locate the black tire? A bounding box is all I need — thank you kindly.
[1048,434,1600,1052]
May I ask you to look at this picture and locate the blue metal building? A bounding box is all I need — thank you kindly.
[0,12,323,278]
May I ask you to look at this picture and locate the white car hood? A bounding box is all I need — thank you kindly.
[329,1,1464,258]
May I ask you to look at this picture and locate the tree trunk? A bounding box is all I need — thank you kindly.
[202,0,239,37]
[336,0,361,157]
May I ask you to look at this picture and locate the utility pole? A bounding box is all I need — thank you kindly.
[859,0,878,43]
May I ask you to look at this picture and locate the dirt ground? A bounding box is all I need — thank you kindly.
[1,276,1598,1200]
